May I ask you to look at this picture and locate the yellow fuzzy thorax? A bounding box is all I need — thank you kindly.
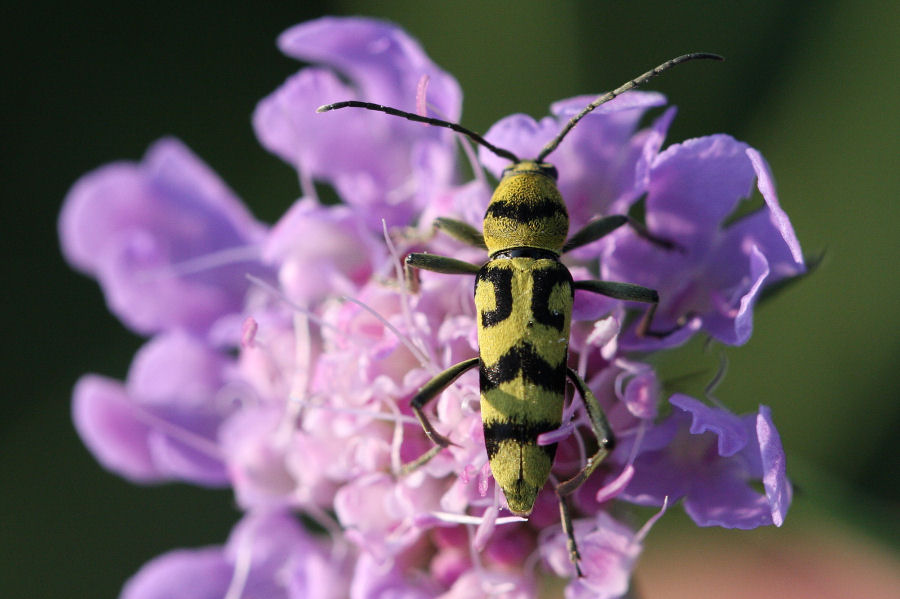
[482,161,569,256]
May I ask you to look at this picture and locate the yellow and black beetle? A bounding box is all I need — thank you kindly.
[319,53,721,574]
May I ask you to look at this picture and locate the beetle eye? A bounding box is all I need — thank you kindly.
[543,164,559,180]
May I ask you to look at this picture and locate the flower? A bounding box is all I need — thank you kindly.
[615,395,792,529]
[604,138,806,349]
[60,16,803,599]
[59,138,270,337]
[120,510,347,599]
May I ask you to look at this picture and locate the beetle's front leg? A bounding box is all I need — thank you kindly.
[433,217,487,250]
[563,214,678,254]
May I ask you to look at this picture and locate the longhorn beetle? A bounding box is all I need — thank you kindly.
[318,53,722,575]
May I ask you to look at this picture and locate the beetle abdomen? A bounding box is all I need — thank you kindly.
[475,257,573,514]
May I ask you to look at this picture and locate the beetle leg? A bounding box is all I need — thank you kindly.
[574,279,681,338]
[404,252,481,293]
[557,368,615,497]
[551,367,617,577]
[562,215,628,253]
[400,357,479,475]
[434,217,487,250]
[558,491,584,577]
[563,214,677,254]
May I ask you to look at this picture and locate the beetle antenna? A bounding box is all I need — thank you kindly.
[536,53,723,162]
[317,100,520,163]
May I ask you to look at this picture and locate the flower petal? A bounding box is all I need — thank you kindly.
[746,148,804,266]
[645,134,755,250]
[278,17,460,119]
[254,17,462,229]
[683,461,777,529]
[670,394,747,457]
[72,375,159,483]
[480,91,669,228]
[72,332,232,485]
[756,405,792,526]
[542,512,642,599]
[703,243,770,345]
[263,199,385,305]
[120,548,232,599]
[59,138,268,336]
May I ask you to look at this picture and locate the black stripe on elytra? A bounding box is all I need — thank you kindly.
[476,266,514,328]
[484,420,559,460]
[485,197,567,224]
[530,265,573,332]
[479,342,566,392]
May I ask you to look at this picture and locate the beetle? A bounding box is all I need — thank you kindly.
[318,52,722,574]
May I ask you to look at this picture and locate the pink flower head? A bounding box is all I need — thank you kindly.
[60,16,802,599]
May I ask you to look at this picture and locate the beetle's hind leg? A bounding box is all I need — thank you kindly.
[552,367,617,577]
[557,368,615,496]
[558,492,584,577]
[400,357,479,475]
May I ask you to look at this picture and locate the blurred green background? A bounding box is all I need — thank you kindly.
[3,1,897,597]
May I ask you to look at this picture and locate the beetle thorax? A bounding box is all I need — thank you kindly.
[482,161,569,256]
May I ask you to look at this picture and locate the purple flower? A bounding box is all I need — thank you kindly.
[60,16,801,599]
[603,136,806,348]
[253,17,462,231]
[541,505,667,599]
[120,510,346,599]
[72,331,234,486]
[59,138,270,337]
[617,394,792,528]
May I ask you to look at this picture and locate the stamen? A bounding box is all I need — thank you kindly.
[274,314,311,445]
[537,421,577,446]
[288,312,311,402]
[594,464,635,503]
[340,295,431,367]
[240,317,258,348]
[704,352,729,410]
[298,159,316,202]
[415,74,430,118]
[245,274,338,332]
[303,504,351,562]
[381,219,434,366]
[626,419,648,466]
[636,496,669,542]
[288,395,419,426]
[465,517,488,583]
[223,528,253,599]
[478,461,492,497]
[384,394,407,475]
[474,506,498,551]
[129,404,223,460]
[136,245,260,281]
